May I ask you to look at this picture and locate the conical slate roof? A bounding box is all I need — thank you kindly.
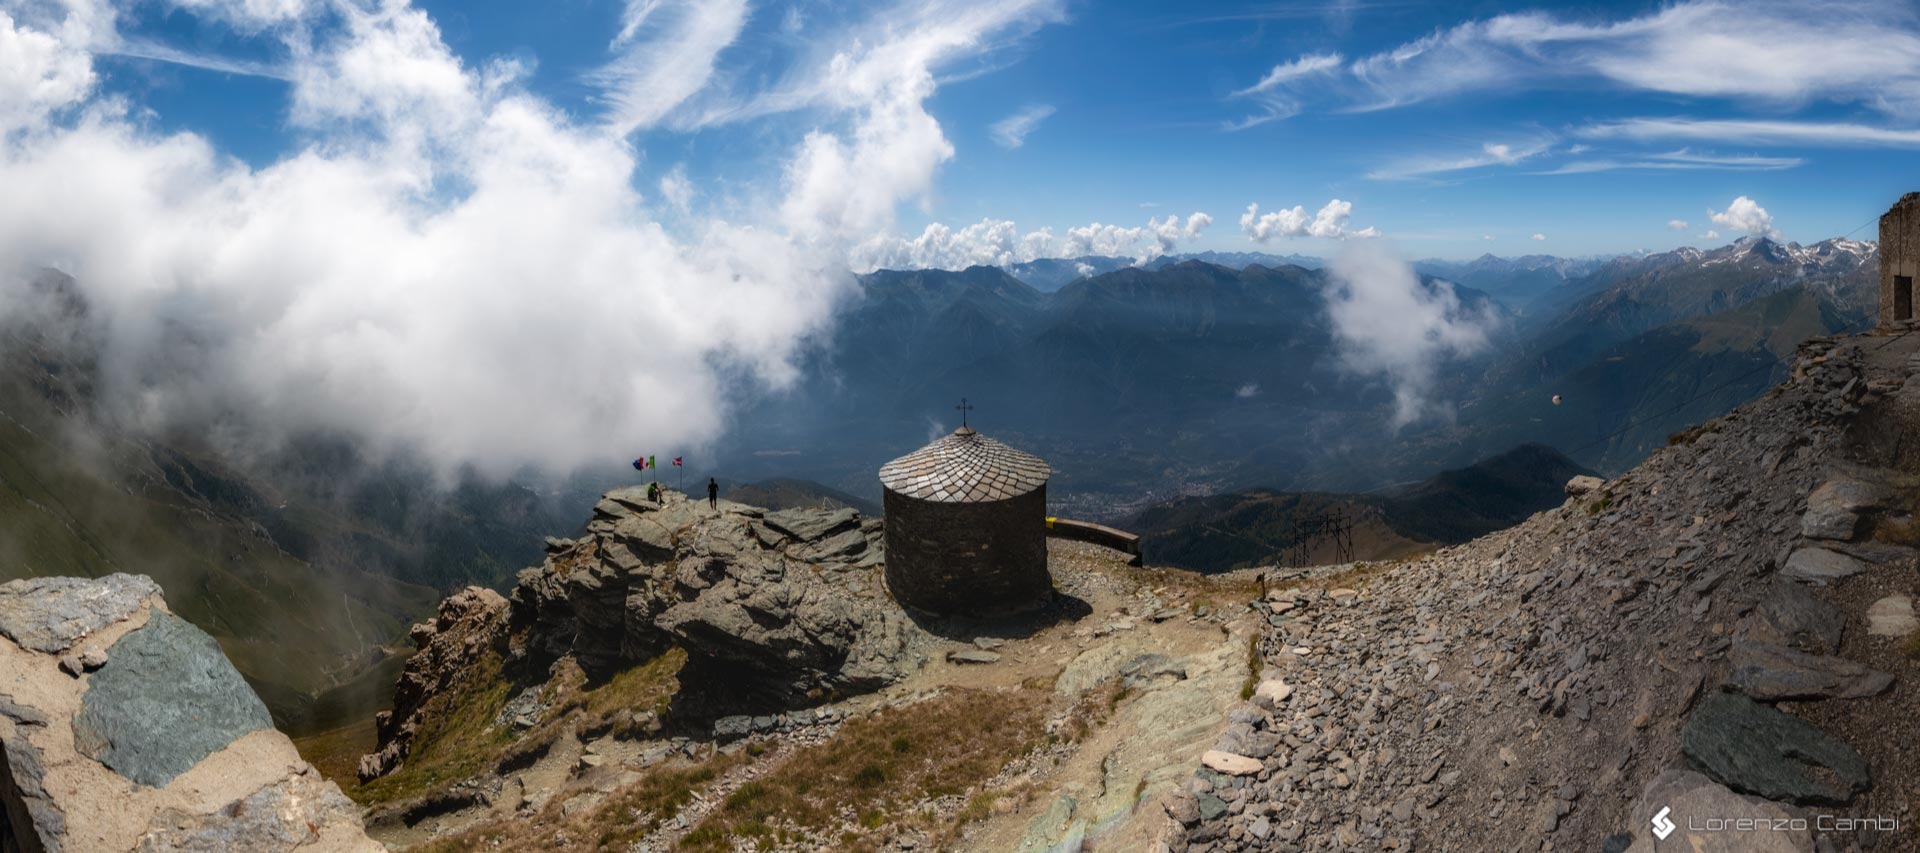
[878,427,1050,503]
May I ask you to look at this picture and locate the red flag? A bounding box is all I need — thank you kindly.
[631,457,645,471]
[673,457,683,467]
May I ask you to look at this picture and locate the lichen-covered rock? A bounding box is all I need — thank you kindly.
[0,574,161,654]
[0,575,376,852]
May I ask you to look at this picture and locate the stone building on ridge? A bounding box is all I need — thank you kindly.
[1882,192,1920,329]
[878,426,1052,616]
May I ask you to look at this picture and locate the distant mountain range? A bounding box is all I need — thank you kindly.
[1125,443,1592,572]
[718,235,1879,517]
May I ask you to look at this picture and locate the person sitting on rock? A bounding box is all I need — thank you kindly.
[647,482,659,503]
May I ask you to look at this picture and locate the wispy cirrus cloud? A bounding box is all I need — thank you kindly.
[1367,139,1551,180]
[988,103,1054,148]
[1229,0,1920,124]
[1225,52,1341,130]
[1536,148,1805,174]
[1578,117,1920,148]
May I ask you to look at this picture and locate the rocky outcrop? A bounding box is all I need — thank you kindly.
[0,574,376,853]
[511,493,924,705]
[356,586,509,783]
[360,492,930,783]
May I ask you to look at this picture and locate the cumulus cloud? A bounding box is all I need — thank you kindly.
[1236,383,1260,399]
[1531,233,1546,241]
[989,103,1054,148]
[1235,0,1920,122]
[1667,219,1690,231]
[0,0,1061,479]
[1707,195,1779,238]
[1240,199,1377,242]
[851,211,1213,271]
[1322,242,1500,427]
[1699,229,1721,239]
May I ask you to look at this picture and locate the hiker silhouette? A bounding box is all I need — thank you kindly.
[707,478,718,509]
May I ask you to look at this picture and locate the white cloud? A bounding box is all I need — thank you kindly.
[1699,229,1721,239]
[989,103,1053,148]
[1322,242,1499,426]
[1368,139,1550,179]
[589,0,749,136]
[1579,117,1920,148]
[1235,0,1920,122]
[1235,383,1260,399]
[1667,219,1690,231]
[1482,235,1495,241]
[1538,149,1805,174]
[1240,199,1377,242]
[852,211,1214,271]
[0,9,97,134]
[0,0,1060,479]
[658,163,693,212]
[1227,52,1342,129]
[1531,233,1546,241]
[1707,195,1779,238]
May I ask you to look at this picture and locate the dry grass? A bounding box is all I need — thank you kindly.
[351,646,520,805]
[292,716,378,786]
[410,752,750,853]
[679,688,1051,850]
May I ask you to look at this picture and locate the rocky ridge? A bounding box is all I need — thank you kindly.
[360,490,933,784]
[1166,331,1920,851]
[0,574,377,852]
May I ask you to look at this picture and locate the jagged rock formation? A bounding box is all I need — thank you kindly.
[360,491,930,783]
[1166,332,1920,851]
[0,574,376,852]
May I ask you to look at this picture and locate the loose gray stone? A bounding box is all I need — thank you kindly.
[1680,691,1870,806]
[947,649,1001,665]
[1779,548,1867,584]
[71,611,274,788]
[1728,642,1893,700]
[1866,595,1918,638]
[1739,584,1844,654]
[1565,475,1604,497]
[0,574,161,654]
[132,773,366,852]
[2,731,67,850]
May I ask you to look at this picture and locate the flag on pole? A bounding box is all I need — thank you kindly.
[649,455,656,471]
[672,457,683,467]
[632,457,646,471]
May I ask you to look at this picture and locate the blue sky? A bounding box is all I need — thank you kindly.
[83,0,1920,261]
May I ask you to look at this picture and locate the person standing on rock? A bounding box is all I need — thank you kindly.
[707,477,719,509]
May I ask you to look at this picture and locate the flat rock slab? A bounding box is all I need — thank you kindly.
[72,611,273,788]
[1200,750,1263,776]
[1867,595,1918,637]
[1728,642,1892,700]
[1780,548,1867,584]
[1624,769,1811,853]
[763,507,859,542]
[1799,478,1889,540]
[946,649,1001,665]
[1738,584,1845,654]
[1681,691,1869,806]
[133,772,370,852]
[0,574,161,653]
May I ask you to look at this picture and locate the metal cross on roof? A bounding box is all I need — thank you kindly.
[955,397,974,428]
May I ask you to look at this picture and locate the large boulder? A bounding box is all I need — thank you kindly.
[1680,691,1870,806]
[0,575,377,852]
[510,494,927,705]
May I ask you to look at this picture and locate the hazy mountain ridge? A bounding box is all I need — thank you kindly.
[1126,443,1593,572]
